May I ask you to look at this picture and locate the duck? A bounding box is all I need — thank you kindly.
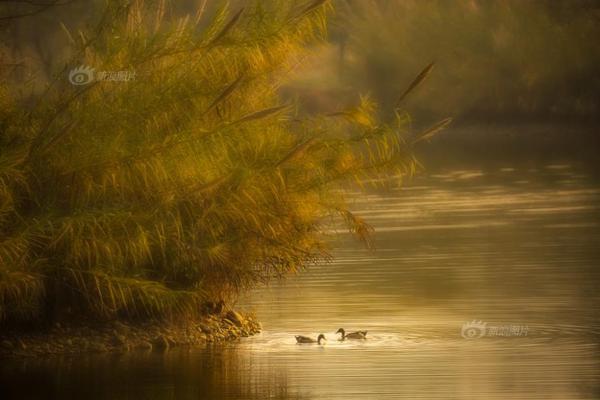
[295,334,326,344]
[336,328,367,340]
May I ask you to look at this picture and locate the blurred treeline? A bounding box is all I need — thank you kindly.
[3,0,599,123]
[324,0,600,123]
[300,0,599,169]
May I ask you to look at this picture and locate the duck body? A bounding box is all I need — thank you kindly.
[336,328,367,340]
[295,334,326,344]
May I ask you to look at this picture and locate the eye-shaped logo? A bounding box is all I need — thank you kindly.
[68,65,95,85]
[461,320,487,339]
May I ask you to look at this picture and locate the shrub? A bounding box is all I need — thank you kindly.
[0,0,421,323]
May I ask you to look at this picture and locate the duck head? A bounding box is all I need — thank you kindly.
[336,328,345,337]
[317,334,326,344]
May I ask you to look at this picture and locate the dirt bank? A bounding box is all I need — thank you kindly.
[0,310,261,358]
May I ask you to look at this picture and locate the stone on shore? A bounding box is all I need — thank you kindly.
[0,310,261,358]
[225,310,245,327]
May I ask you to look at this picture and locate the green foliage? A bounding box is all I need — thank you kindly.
[0,0,419,324]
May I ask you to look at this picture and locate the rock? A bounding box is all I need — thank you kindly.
[225,311,244,327]
[197,322,212,334]
[255,321,262,332]
[136,341,153,350]
[153,335,170,350]
[112,334,128,346]
[89,343,107,353]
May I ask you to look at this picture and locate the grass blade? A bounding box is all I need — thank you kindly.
[233,104,289,124]
[207,7,245,47]
[202,74,244,115]
[412,117,452,144]
[395,62,435,109]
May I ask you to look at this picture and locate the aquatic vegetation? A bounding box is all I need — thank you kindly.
[0,0,438,325]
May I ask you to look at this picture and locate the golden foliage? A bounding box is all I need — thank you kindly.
[0,0,425,324]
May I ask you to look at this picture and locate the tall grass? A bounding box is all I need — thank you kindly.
[0,0,429,324]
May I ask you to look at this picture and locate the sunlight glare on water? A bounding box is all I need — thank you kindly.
[1,164,599,399]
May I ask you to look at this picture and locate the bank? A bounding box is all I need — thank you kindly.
[0,310,260,358]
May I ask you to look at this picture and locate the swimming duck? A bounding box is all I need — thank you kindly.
[336,328,367,340]
[295,334,326,344]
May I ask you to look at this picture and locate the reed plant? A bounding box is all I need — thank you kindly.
[0,0,436,324]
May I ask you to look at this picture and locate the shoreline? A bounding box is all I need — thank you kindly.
[0,310,261,358]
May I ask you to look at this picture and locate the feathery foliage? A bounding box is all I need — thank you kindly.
[0,0,425,324]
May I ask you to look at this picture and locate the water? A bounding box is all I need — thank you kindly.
[2,164,599,399]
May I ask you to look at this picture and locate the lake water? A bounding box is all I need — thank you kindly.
[1,163,599,399]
